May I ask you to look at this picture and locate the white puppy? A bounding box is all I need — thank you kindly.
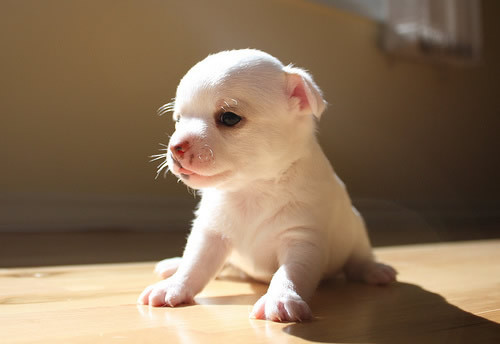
[139,49,396,322]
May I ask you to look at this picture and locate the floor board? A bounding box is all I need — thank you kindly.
[1,238,499,343]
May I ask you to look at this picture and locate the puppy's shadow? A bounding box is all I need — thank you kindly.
[285,280,500,343]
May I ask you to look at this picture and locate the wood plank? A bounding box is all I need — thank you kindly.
[1,240,500,343]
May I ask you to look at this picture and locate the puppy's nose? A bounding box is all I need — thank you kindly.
[170,140,190,159]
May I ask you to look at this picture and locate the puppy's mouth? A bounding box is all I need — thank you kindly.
[171,154,196,178]
[170,153,230,187]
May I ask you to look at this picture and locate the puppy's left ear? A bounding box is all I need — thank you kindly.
[284,65,327,119]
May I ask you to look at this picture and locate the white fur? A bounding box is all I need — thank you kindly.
[138,49,397,322]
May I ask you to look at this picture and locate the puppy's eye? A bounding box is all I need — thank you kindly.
[219,112,242,127]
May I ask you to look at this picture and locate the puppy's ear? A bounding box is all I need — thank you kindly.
[284,65,327,119]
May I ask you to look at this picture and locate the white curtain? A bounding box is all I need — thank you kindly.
[382,0,482,65]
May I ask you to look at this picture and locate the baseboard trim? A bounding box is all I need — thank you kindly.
[0,192,197,232]
[1,193,498,232]
[354,198,500,227]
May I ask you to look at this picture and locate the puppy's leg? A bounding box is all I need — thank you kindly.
[250,235,324,322]
[138,229,231,307]
[344,227,397,285]
[154,257,182,279]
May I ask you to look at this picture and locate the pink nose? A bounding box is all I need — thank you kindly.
[170,140,190,159]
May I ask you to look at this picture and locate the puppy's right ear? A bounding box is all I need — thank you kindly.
[284,65,327,119]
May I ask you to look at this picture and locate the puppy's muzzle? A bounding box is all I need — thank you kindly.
[169,139,215,177]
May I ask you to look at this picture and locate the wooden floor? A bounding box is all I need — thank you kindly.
[1,236,500,343]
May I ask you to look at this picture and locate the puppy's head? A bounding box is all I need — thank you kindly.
[160,49,326,190]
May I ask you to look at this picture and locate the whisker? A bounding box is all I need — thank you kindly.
[156,158,169,169]
[150,154,166,162]
[155,160,170,180]
[186,186,197,198]
[157,162,169,172]
[157,105,174,112]
[157,103,173,111]
[157,100,176,116]
[158,99,175,110]
[151,143,172,179]
[157,109,174,116]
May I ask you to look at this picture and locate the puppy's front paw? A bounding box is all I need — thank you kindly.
[137,278,194,307]
[250,291,312,322]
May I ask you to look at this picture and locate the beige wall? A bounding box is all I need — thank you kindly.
[1,0,499,229]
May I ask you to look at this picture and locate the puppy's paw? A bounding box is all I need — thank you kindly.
[137,278,194,307]
[154,257,182,279]
[363,262,397,285]
[250,291,312,322]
